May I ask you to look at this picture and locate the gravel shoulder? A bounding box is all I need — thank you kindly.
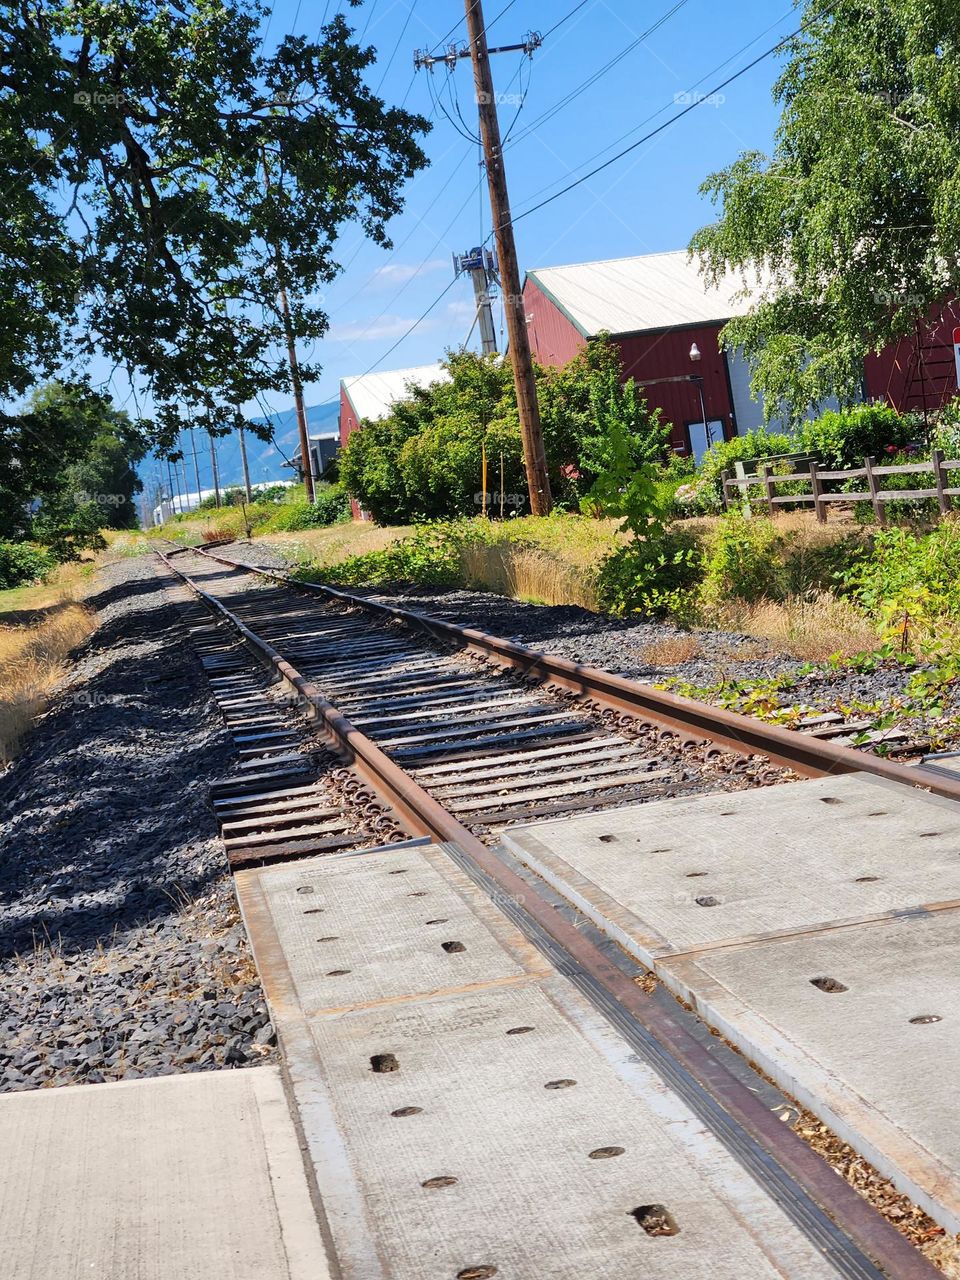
[0,554,275,1093]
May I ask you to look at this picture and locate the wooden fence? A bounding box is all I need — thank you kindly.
[722,450,960,524]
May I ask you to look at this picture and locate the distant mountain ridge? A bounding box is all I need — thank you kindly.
[142,399,340,499]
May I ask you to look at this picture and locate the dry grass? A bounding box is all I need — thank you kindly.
[638,635,702,666]
[270,521,413,569]
[708,592,879,661]
[201,524,236,543]
[0,601,95,762]
[459,542,600,611]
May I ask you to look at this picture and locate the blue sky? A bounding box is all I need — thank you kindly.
[296,0,798,408]
[126,0,803,439]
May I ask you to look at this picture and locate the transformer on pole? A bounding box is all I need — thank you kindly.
[454,246,499,356]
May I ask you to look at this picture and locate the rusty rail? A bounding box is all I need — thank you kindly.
[157,545,944,1278]
[191,544,960,806]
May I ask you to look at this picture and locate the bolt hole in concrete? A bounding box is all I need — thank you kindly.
[854,876,881,883]
[302,907,325,915]
[422,1176,459,1189]
[695,896,721,907]
[389,869,409,875]
[910,1014,943,1024]
[505,1026,534,1036]
[317,936,339,942]
[810,977,849,993]
[391,1106,423,1117]
[326,969,351,977]
[598,834,617,843]
[441,940,466,954]
[370,1053,400,1073]
[868,811,888,817]
[544,1079,577,1090]
[820,797,843,805]
[457,1268,498,1279]
[588,1146,625,1160]
[296,886,315,895]
[631,1204,680,1237]
[425,918,449,925]
[685,872,709,878]
[650,848,672,854]
[408,891,429,897]
[919,831,943,838]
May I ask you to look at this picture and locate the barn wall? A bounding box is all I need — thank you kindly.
[524,277,587,367]
[864,302,960,415]
[338,386,369,521]
[614,324,735,453]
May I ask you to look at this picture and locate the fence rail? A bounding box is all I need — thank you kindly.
[722,450,960,524]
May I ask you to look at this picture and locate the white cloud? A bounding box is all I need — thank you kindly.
[368,259,448,287]
[328,314,435,343]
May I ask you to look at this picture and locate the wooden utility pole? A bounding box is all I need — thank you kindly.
[237,415,254,504]
[208,431,222,509]
[189,426,203,506]
[461,1,552,515]
[278,285,316,503]
[260,150,316,504]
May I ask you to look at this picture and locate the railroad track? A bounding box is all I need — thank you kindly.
[153,542,960,1279]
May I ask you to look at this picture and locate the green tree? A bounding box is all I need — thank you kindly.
[691,0,960,422]
[0,0,429,448]
[0,382,145,558]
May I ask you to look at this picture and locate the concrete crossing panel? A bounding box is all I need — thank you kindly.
[238,844,843,1280]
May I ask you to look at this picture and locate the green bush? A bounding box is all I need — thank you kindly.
[595,528,702,618]
[795,403,917,470]
[693,428,794,512]
[699,514,787,605]
[299,522,480,589]
[263,484,350,532]
[0,540,56,588]
[842,522,960,618]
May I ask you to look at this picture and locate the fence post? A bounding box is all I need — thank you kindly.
[933,448,950,515]
[808,460,826,524]
[733,460,751,518]
[864,455,886,526]
[761,462,774,517]
[721,467,731,512]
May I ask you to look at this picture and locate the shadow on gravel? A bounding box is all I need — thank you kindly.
[0,567,234,959]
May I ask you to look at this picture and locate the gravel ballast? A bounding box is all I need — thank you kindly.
[224,539,921,713]
[0,555,275,1093]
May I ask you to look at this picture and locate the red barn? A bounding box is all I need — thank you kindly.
[524,250,960,455]
[339,362,450,519]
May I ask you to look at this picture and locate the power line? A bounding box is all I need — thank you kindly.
[524,2,803,200]
[510,12,825,227]
[427,0,521,57]
[541,0,593,41]
[507,0,693,147]
[358,277,459,377]
[376,1,416,92]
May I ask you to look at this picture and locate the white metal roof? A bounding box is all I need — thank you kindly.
[527,250,762,337]
[341,362,450,422]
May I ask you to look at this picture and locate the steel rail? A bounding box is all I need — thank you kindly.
[157,547,940,1279]
[194,545,960,803]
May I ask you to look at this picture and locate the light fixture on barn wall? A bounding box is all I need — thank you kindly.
[688,342,711,444]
